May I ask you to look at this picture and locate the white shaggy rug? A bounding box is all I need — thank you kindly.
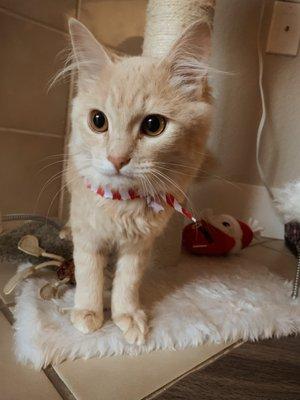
[14,252,300,369]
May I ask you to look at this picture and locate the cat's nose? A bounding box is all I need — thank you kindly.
[107,155,131,172]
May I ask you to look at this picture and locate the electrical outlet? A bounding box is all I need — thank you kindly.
[266,0,300,56]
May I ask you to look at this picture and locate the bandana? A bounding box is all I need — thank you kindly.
[85,179,196,222]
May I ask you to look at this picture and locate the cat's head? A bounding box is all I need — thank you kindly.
[68,18,212,198]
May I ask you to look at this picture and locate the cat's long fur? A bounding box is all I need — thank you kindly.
[66,18,213,344]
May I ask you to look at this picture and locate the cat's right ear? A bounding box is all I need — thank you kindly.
[68,18,112,85]
[162,20,211,97]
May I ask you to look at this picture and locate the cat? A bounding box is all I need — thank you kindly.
[65,18,212,345]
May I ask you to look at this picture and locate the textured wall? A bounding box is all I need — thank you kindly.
[0,1,75,217]
[207,0,300,188]
[79,0,147,55]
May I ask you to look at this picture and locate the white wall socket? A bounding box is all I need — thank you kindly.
[266,0,300,56]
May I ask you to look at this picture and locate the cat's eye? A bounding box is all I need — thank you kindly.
[141,114,166,137]
[89,110,108,133]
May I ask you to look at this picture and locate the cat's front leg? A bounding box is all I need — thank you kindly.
[111,241,151,345]
[71,234,107,334]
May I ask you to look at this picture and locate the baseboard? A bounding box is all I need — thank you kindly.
[188,179,284,239]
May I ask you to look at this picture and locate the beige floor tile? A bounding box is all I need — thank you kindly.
[0,262,18,304]
[54,341,234,400]
[0,312,61,400]
[260,238,292,256]
[0,0,75,31]
[0,130,64,216]
[0,11,69,136]
[243,240,296,281]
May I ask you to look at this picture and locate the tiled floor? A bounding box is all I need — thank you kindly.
[0,312,62,400]
[0,238,297,400]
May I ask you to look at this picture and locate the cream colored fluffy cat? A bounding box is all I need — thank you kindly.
[66,18,212,344]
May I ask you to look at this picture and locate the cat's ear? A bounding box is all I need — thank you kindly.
[163,20,211,96]
[68,18,112,85]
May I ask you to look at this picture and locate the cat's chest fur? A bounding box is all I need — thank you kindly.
[70,179,171,245]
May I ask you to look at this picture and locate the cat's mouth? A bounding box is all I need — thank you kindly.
[101,170,135,179]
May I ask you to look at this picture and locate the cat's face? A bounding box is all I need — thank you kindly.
[69,19,212,197]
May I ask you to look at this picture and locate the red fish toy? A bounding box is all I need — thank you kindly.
[182,209,262,256]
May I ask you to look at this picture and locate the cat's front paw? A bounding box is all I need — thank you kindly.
[113,309,148,345]
[71,309,103,334]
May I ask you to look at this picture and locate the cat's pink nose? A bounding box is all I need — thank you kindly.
[107,155,131,172]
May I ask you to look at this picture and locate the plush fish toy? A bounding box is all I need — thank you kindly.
[182,209,262,256]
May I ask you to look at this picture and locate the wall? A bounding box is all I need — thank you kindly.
[261,0,300,187]
[191,0,300,237]
[78,0,147,54]
[0,1,76,217]
[207,0,300,188]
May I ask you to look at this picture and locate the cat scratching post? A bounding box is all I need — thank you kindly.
[143,0,215,58]
[143,0,215,268]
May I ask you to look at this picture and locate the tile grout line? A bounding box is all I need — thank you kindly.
[0,126,64,139]
[44,367,77,400]
[0,298,75,400]
[142,341,244,400]
[0,6,68,36]
[260,243,294,257]
[0,298,14,325]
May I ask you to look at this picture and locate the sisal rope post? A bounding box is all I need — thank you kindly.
[143,0,215,58]
[142,0,216,268]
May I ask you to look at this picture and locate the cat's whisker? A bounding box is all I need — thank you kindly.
[138,173,156,198]
[148,177,162,199]
[141,172,161,198]
[37,150,83,163]
[146,173,161,198]
[155,165,196,178]
[152,161,242,191]
[154,165,237,191]
[151,168,188,200]
[36,157,93,175]
[34,164,82,213]
[45,164,90,217]
[34,169,68,213]
[152,161,200,171]
[38,154,70,162]
[196,170,243,190]
[150,168,198,218]
[35,160,70,176]
[148,170,174,198]
[46,173,84,219]
[137,175,148,197]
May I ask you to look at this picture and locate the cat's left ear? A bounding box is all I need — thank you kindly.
[68,18,112,86]
[163,20,211,96]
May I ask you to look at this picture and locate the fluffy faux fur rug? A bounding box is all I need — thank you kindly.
[14,252,300,369]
